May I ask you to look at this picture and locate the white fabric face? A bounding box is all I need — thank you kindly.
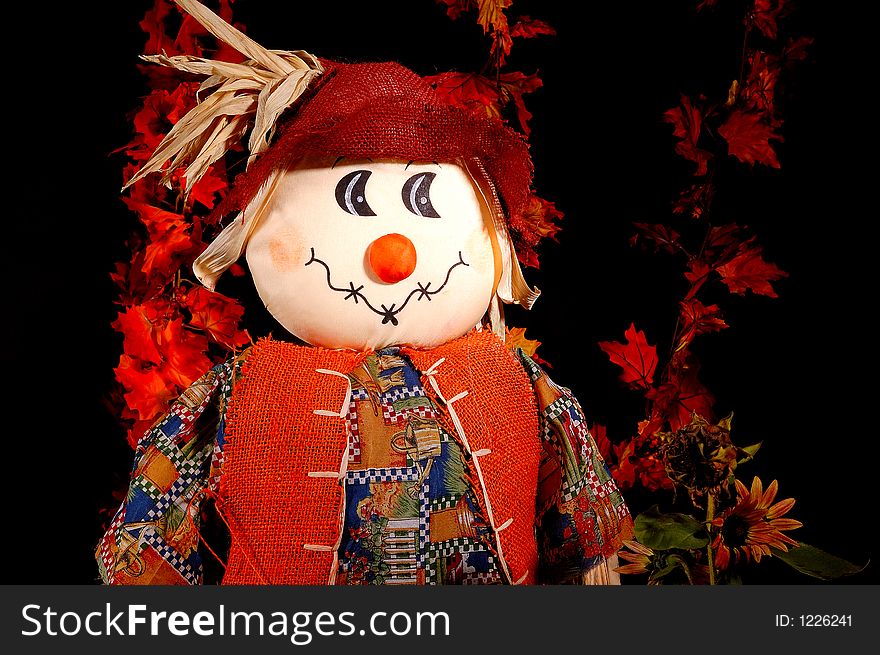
[245,157,497,350]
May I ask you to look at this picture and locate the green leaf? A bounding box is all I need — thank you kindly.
[634,505,710,550]
[737,441,762,464]
[771,542,868,581]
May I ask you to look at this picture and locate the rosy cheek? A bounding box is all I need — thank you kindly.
[268,230,307,272]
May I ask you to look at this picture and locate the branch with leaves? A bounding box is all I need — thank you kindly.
[591,0,864,583]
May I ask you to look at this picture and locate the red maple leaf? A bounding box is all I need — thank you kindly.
[609,439,637,490]
[425,71,503,119]
[677,299,729,351]
[140,0,175,55]
[185,166,228,210]
[718,109,783,168]
[684,259,712,299]
[716,239,788,297]
[599,324,659,390]
[123,200,195,278]
[155,318,213,389]
[511,17,556,39]
[704,223,744,266]
[425,70,541,133]
[142,223,193,278]
[647,354,715,432]
[516,194,563,244]
[631,223,683,255]
[115,354,176,422]
[673,183,715,220]
[183,286,250,349]
[436,0,472,21]
[664,95,713,176]
[499,71,543,134]
[751,0,792,40]
[128,83,198,158]
[113,302,169,364]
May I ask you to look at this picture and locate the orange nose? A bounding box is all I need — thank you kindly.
[368,233,417,284]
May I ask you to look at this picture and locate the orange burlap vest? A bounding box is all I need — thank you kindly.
[218,329,541,584]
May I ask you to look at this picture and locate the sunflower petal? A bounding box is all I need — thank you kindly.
[761,479,779,508]
[767,497,796,519]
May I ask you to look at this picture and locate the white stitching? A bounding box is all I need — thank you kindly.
[315,368,353,418]
[496,517,513,532]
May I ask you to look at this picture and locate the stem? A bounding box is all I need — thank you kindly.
[706,493,717,585]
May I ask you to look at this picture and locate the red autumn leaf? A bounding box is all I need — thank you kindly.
[517,194,563,243]
[140,0,175,55]
[704,223,744,265]
[677,299,729,351]
[155,318,213,389]
[751,0,792,40]
[183,286,250,349]
[425,71,503,119]
[741,50,781,114]
[637,451,675,491]
[664,95,713,176]
[673,183,715,219]
[631,223,683,255]
[716,240,788,297]
[610,439,637,490]
[511,16,556,39]
[436,0,472,21]
[718,109,783,168]
[647,354,715,431]
[476,0,511,33]
[599,323,659,390]
[499,71,543,134]
[671,374,715,432]
[425,70,541,132]
[782,35,813,61]
[684,259,712,299]
[113,302,168,364]
[141,224,193,278]
[185,166,227,210]
[128,83,198,157]
[121,199,196,278]
[115,354,176,422]
[123,199,185,232]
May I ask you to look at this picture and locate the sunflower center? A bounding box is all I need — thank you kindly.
[721,514,751,547]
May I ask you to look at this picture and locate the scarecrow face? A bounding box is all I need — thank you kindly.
[246,157,499,349]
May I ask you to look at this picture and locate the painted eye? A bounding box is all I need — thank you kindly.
[401,172,440,218]
[335,170,376,216]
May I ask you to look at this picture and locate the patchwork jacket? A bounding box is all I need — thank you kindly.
[97,329,633,585]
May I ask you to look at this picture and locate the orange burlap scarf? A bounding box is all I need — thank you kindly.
[219,329,540,584]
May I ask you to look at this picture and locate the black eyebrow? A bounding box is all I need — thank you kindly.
[404,160,442,170]
[332,156,374,168]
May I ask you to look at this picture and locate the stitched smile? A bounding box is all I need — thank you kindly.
[305,247,469,325]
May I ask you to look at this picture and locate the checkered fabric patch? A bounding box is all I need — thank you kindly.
[345,466,420,485]
[140,529,201,585]
[381,386,426,403]
[381,400,438,424]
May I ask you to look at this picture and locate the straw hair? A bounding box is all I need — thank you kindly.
[123,0,323,197]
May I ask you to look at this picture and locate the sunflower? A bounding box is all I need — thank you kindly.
[711,476,802,569]
[616,540,655,576]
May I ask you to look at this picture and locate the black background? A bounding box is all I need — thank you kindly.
[5,1,875,584]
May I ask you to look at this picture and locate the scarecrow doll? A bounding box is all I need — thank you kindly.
[98,0,633,585]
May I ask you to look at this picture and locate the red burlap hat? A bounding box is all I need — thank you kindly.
[210,59,537,261]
